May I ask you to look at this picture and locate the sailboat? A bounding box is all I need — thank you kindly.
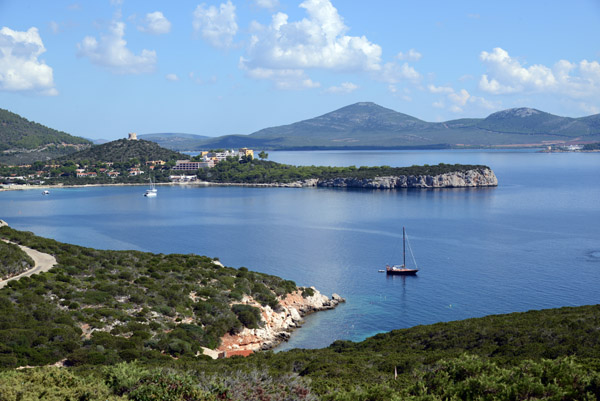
[386,227,419,275]
[144,178,157,197]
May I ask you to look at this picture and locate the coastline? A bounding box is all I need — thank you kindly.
[214,288,345,358]
[0,168,498,191]
[0,219,344,360]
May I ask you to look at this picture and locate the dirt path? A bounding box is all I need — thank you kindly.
[0,240,57,289]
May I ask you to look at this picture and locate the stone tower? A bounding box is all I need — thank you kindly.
[128,132,138,140]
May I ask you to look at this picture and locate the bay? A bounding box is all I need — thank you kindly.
[1,150,599,351]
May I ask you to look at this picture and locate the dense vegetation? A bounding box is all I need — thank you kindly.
[0,226,295,368]
[0,108,92,164]
[0,159,176,186]
[56,139,187,164]
[583,142,600,150]
[0,109,91,150]
[198,158,489,184]
[1,227,600,399]
[0,240,34,279]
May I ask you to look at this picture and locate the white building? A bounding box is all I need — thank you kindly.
[172,160,215,171]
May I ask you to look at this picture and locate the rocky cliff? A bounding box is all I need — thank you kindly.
[314,167,498,189]
[200,167,498,189]
[214,288,344,357]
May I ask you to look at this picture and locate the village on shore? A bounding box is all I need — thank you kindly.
[0,132,258,188]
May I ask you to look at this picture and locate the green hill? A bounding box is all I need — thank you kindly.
[163,103,600,150]
[0,108,91,164]
[0,225,296,367]
[57,138,188,163]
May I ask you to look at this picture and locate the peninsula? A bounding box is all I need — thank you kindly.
[1,136,498,189]
[0,224,343,364]
[195,158,498,188]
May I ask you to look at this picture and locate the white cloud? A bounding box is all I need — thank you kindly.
[578,102,600,115]
[380,61,421,84]
[429,83,496,113]
[189,71,218,85]
[428,84,454,94]
[325,82,358,94]
[77,19,156,74]
[193,1,238,48]
[479,47,600,98]
[448,89,470,112]
[49,21,60,34]
[254,0,280,9]
[243,65,320,89]
[241,0,381,88]
[396,49,422,62]
[139,11,171,35]
[0,26,57,95]
[165,73,179,81]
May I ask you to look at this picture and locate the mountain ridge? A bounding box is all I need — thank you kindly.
[170,102,600,150]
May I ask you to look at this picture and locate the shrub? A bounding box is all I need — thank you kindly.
[231,304,263,329]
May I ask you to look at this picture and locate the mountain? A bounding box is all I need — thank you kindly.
[57,138,188,163]
[0,108,92,164]
[476,107,592,136]
[138,133,210,150]
[149,103,600,150]
[251,102,429,139]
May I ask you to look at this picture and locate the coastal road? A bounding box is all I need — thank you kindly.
[0,240,57,289]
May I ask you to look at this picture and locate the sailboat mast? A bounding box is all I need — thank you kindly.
[403,227,406,267]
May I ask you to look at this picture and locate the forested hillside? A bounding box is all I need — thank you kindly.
[197,158,489,183]
[0,109,91,164]
[57,139,187,163]
[0,226,296,367]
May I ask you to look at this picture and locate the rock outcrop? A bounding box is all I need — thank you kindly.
[215,288,344,357]
[309,167,498,188]
[199,168,498,189]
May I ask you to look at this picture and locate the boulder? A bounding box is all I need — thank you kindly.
[332,293,346,303]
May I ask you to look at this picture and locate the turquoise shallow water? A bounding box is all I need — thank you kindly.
[1,150,599,350]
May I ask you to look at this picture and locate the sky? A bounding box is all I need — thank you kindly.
[1,0,599,140]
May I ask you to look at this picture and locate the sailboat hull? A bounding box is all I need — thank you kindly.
[386,267,418,275]
[384,227,419,275]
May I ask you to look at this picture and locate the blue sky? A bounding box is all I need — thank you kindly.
[1,0,599,140]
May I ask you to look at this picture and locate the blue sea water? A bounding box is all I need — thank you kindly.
[1,150,599,351]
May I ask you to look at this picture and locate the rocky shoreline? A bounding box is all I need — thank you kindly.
[201,167,498,189]
[0,168,498,191]
[213,288,345,358]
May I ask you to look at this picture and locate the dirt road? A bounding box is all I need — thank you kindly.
[0,241,57,289]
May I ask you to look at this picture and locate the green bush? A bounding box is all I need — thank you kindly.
[0,367,123,400]
[231,304,263,329]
